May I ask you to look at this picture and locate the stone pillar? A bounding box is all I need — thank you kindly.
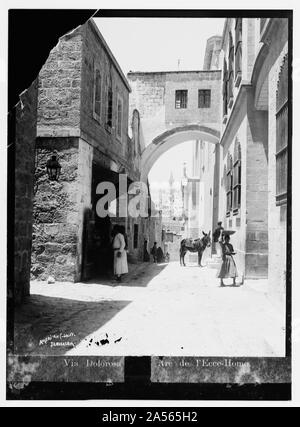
[245,91,269,278]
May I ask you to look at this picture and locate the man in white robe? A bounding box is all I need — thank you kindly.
[112,226,128,281]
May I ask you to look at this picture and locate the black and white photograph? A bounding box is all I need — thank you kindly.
[3,1,298,406]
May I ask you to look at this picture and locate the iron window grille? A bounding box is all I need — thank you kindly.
[175,90,188,109]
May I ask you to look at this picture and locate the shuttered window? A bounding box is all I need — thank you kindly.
[276,55,288,206]
[117,96,123,139]
[235,18,242,81]
[223,59,228,117]
[233,140,241,212]
[198,90,211,108]
[106,82,113,128]
[228,32,234,102]
[93,69,101,119]
[226,155,233,215]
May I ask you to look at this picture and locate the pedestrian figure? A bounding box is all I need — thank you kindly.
[151,242,158,263]
[217,234,238,287]
[119,225,128,251]
[143,239,150,262]
[213,221,224,257]
[112,225,128,282]
[157,246,164,263]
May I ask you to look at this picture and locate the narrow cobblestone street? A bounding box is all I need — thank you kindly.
[14,258,286,358]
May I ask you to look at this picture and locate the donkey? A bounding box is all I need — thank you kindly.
[180,231,211,267]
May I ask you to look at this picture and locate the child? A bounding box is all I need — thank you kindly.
[217,234,238,287]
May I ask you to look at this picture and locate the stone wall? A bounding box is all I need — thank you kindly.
[31,138,80,281]
[37,29,82,137]
[128,72,166,150]
[220,86,268,279]
[164,71,221,127]
[13,79,38,304]
[267,21,288,300]
[128,71,221,149]
[32,19,142,282]
[245,92,269,278]
[80,20,132,177]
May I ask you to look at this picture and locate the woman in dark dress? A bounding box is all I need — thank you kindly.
[217,234,238,287]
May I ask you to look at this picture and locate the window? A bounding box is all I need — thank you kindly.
[222,165,226,187]
[93,69,101,119]
[276,54,288,206]
[117,96,123,139]
[233,139,241,212]
[228,32,234,104]
[198,90,211,108]
[175,90,188,109]
[106,80,113,128]
[226,155,233,215]
[223,59,228,117]
[235,18,242,84]
[134,224,139,249]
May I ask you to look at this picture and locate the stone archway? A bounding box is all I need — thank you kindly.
[140,124,220,183]
[140,124,221,248]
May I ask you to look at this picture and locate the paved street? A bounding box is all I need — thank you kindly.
[14,259,286,357]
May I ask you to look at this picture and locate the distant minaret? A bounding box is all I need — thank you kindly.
[169,171,175,219]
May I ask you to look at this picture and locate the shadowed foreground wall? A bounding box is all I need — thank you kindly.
[12,79,38,304]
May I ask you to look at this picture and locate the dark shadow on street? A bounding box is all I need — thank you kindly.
[13,262,169,356]
[13,294,130,356]
[85,262,167,288]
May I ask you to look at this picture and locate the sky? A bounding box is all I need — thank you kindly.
[95,17,225,187]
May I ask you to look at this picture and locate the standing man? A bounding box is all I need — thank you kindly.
[213,221,224,257]
[112,225,128,282]
[151,242,158,263]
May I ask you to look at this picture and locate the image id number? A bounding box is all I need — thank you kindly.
[146,411,198,422]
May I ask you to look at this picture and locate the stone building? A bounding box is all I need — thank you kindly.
[179,37,222,243]
[251,18,289,300]
[31,19,157,282]
[127,69,221,184]
[218,17,289,295]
